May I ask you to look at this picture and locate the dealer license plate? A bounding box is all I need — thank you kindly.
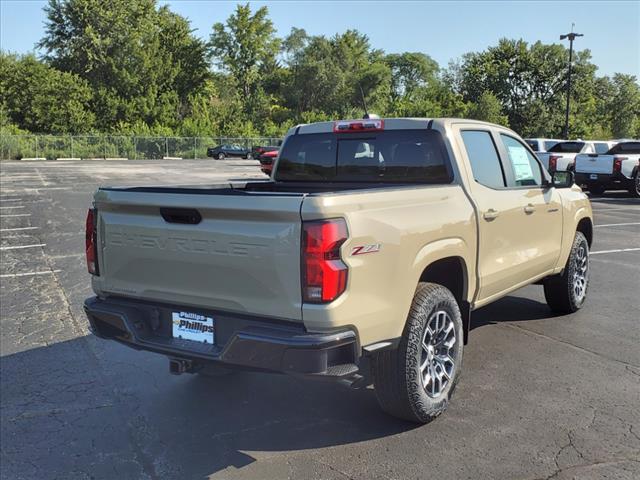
[172,311,214,344]
[590,174,598,180]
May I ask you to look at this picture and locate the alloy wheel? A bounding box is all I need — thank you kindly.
[573,243,589,302]
[420,310,457,398]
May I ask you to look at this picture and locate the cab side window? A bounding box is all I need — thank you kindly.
[500,134,543,187]
[460,130,506,188]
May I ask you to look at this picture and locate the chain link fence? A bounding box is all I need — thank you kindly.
[0,135,283,160]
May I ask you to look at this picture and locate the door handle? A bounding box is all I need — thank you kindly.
[524,204,536,214]
[483,208,499,221]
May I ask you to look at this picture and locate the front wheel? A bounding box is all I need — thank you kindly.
[217,152,225,160]
[371,283,464,423]
[543,231,589,313]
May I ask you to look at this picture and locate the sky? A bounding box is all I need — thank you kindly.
[1,0,639,77]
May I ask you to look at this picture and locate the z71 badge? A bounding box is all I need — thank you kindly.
[351,243,381,256]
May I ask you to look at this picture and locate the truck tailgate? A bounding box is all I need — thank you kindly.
[92,188,304,320]
[575,154,614,174]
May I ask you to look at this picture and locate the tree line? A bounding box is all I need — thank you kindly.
[1,0,639,140]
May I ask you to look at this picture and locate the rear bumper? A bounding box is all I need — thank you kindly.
[575,171,632,188]
[83,296,359,378]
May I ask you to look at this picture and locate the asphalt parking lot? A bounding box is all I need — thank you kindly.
[1,159,639,480]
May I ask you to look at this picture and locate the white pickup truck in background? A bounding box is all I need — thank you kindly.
[525,138,561,153]
[537,141,613,173]
[575,141,640,197]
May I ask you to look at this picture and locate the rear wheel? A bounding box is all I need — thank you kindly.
[629,172,640,198]
[371,283,464,423]
[543,231,589,313]
[246,153,253,160]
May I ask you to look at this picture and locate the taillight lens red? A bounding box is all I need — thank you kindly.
[302,219,348,303]
[548,155,560,171]
[85,208,99,275]
[613,156,627,172]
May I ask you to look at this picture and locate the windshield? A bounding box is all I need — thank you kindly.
[548,142,585,153]
[594,143,610,154]
[275,129,452,183]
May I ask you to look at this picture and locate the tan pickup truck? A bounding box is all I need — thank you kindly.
[84,118,593,423]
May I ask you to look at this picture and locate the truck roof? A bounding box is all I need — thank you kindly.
[289,117,509,136]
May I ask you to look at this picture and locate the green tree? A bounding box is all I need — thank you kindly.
[608,74,640,138]
[385,52,439,103]
[451,38,597,137]
[38,0,209,130]
[0,53,94,133]
[209,3,280,115]
[467,91,509,126]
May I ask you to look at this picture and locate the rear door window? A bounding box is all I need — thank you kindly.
[460,130,506,188]
[275,129,452,183]
[500,134,543,187]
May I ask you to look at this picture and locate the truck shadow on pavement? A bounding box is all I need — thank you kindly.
[1,294,562,479]
[470,295,562,330]
[0,335,417,479]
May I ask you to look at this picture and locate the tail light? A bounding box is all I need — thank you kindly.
[334,119,384,133]
[613,156,627,173]
[302,219,348,303]
[85,208,99,275]
[548,155,560,172]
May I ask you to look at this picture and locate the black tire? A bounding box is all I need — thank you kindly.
[246,153,253,160]
[543,231,589,314]
[587,184,605,195]
[371,283,464,423]
[217,152,225,160]
[629,172,640,198]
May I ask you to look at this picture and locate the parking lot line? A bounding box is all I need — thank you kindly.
[0,187,72,193]
[591,247,640,255]
[594,222,640,228]
[0,244,46,251]
[0,198,23,202]
[0,214,31,218]
[0,269,61,279]
[0,227,38,232]
[0,206,25,210]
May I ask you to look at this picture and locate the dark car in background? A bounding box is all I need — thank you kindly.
[206,144,252,159]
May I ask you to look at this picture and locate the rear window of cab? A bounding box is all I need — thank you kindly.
[275,130,452,183]
[607,142,640,154]
[548,142,585,153]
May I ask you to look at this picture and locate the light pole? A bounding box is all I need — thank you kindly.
[560,26,583,139]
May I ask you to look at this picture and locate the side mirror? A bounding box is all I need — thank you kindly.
[551,170,574,188]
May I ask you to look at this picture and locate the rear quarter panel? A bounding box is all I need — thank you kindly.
[300,185,476,347]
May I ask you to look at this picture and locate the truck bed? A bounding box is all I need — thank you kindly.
[91,181,425,322]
